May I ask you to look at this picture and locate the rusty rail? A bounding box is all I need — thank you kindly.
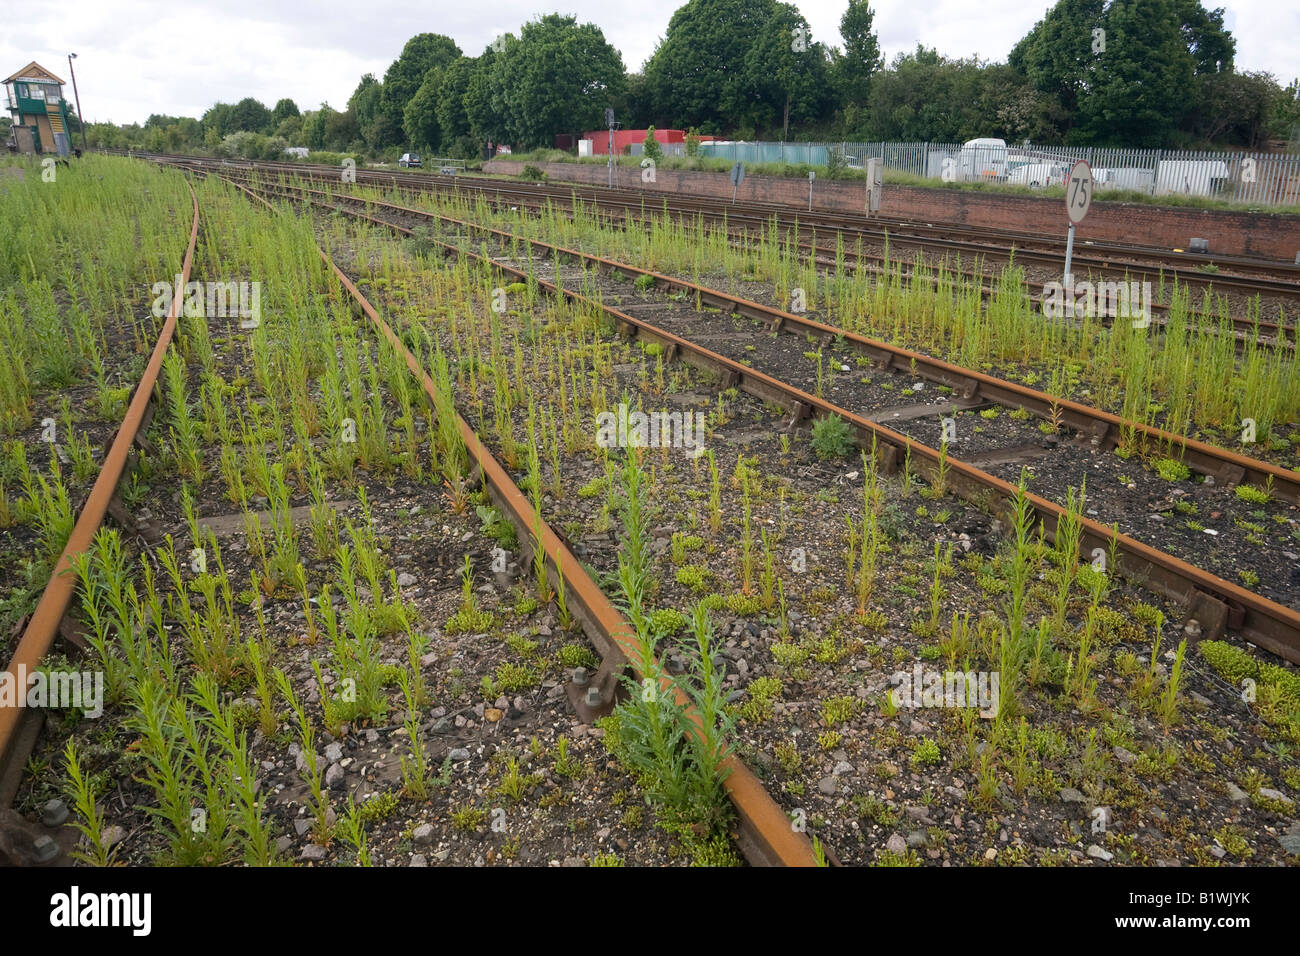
[140,151,1300,294]
[245,174,1300,504]
[0,180,201,805]
[226,173,1300,666]
[213,173,820,867]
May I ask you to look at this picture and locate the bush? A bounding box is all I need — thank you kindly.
[643,126,663,163]
[520,164,545,181]
[810,414,856,459]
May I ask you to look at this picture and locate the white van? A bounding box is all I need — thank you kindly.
[958,138,1008,181]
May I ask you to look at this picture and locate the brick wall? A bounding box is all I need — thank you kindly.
[484,159,1300,262]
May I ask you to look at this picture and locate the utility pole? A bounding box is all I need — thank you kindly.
[67,53,87,151]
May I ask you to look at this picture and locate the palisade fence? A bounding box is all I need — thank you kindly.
[690,140,1300,208]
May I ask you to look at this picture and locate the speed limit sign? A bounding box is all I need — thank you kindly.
[1066,160,1093,224]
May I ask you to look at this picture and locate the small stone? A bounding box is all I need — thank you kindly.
[817,775,838,795]
[429,717,452,734]
[1225,783,1250,803]
[1259,788,1294,807]
[1208,846,1226,859]
[906,831,927,848]
[275,835,293,854]
[984,848,997,861]
[484,708,503,722]
[886,833,907,854]
[301,845,327,861]
[365,730,380,744]
[102,825,127,849]
[454,715,467,728]
[1086,844,1113,862]
[294,819,311,836]
[1277,833,1300,856]
[413,824,435,846]
[1113,746,1137,766]
[449,748,471,762]
[324,742,344,764]
[397,572,417,587]
[833,761,854,776]
[325,763,346,790]
[1060,787,1086,803]
[411,854,428,867]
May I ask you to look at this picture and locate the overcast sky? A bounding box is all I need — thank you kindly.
[5,1,1296,125]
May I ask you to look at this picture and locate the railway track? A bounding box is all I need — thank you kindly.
[0,162,819,868]
[133,152,1300,306]
[212,168,1300,669]
[228,163,1296,350]
[0,179,201,807]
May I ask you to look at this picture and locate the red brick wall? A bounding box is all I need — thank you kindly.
[483,159,1300,262]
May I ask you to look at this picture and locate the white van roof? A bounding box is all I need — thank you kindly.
[963,138,1006,148]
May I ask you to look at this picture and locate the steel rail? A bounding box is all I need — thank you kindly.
[115,152,1300,295]
[229,173,1300,666]
[177,153,1300,292]
[0,179,201,805]
[246,175,1300,504]
[209,172,821,867]
[227,166,1293,349]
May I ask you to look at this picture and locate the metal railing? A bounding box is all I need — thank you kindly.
[694,140,1300,207]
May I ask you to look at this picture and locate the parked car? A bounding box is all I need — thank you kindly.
[398,153,421,168]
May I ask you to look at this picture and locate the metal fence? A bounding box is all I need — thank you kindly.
[694,139,1300,207]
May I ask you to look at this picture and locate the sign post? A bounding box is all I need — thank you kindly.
[1064,159,1093,287]
[730,162,745,203]
[808,170,815,210]
[605,108,615,189]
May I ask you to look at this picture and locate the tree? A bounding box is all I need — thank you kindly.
[493,15,625,149]
[1174,0,1234,73]
[836,0,882,106]
[465,47,507,155]
[643,0,775,129]
[228,97,272,133]
[271,98,300,124]
[1075,0,1195,146]
[435,57,476,156]
[404,72,444,151]
[1008,0,1106,117]
[380,33,461,146]
[743,4,834,137]
[1189,71,1280,146]
[201,102,234,138]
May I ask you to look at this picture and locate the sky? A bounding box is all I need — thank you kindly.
[4,1,1296,126]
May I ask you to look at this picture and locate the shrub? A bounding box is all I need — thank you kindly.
[520,164,545,181]
[810,414,856,459]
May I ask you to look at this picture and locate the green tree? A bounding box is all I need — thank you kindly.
[404,72,444,152]
[1189,71,1281,146]
[465,47,507,154]
[435,57,475,155]
[744,3,833,137]
[1173,0,1234,73]
[642,125,663,160]
[380,33,461,146]
[201,102,234,138]
[494,14,625,149]
[271,98,300,124]
[1076,0,1195,145]
[228,97,272,133]
[836,0,882,106]
[1008,0,1106,118]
